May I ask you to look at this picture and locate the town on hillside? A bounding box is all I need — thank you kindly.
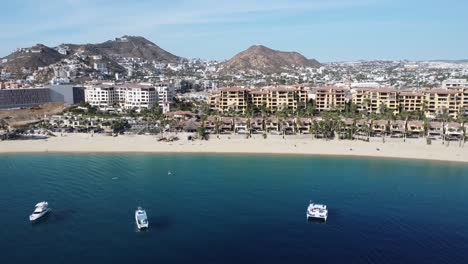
[0,36,467,143]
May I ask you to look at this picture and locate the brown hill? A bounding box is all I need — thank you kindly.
[0,44,64,76]
[0,36,181,77]
[89,36,180,63]
[221,45,321,74]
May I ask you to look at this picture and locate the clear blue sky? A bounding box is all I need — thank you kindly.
[1,0,467,62]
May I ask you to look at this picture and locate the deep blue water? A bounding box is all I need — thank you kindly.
[1,154,468,264]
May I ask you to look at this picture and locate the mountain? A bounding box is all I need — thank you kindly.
[221,45,321,74]
[0,36,181,76]
[0,44,64,75]
[84,36,180,63]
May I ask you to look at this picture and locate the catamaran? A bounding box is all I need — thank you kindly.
[306,201,328,221]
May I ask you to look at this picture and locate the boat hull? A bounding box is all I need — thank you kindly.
[29,209,51,222]
[135,210,149,230]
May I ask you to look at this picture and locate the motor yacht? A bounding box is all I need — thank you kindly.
[135,207,149,229]
[29,201,51,222]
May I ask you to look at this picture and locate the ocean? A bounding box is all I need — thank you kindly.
[1,154,468,264]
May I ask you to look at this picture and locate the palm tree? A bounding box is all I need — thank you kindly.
[335,119,345,140]
[310,120,320,139]
[363,98,371,114]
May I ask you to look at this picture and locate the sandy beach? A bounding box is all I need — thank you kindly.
[0,133,467,163]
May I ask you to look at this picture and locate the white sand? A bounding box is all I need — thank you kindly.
[0,133,467,163]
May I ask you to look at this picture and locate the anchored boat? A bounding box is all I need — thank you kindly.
[306,201,328,221]
[135,207,149,230]
[29,201,51,222]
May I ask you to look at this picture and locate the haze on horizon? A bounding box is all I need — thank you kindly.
[1,0,467,62]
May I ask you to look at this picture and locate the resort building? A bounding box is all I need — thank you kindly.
[369,88,399,115]
[250,90,268,108]
[444,122,464,140]
[208,86,308,114]
[234,118,249,134]
[217,87,249,114]
[442,79,468,89]
[390,120,406,138]
[399,91,424,112]
[84,85,117,109]
[251,118,264,133]
[315,87,347,112]
[155,84,175,107]
[351,88,370,112]
[296,118,312,134]
[85,83,158,111]
[428,122,444,138]
[351,88,399,115]
[424,89,461,119]
[461,88,468,115]
[406,120,425,138]
[121,84,158,110]
[266,86,308,112]
[203,116,217,134]
[265,118,280,134]
[371,120,388,136]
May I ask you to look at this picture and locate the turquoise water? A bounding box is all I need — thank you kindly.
[1,154,468,263]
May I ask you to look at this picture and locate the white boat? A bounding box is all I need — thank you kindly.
[135,207,149,229]
[29,201,51,222]
[306,201,328,221]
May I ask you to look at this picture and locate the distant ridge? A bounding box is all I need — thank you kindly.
[0,44,64,74]
[221,45,321,74]
[0,36,182,76]
[82,36,180,63]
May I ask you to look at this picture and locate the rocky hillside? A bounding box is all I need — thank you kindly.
[221,45,321,74]
[0,44,64,75]
[88,36,180,63]
[0,36,181,76]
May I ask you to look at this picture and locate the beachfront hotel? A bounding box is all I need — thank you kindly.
[399,91,425,112]
[84,83,158,110]
[208,86,308,114]
[314,87,347,111]
[207,85,468,118]
[350,87,467,119]
[423,89,461,119]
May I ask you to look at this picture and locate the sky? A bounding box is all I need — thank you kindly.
[1,0,467,62]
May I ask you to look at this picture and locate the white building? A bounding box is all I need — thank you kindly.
[443,79,468,89]
[121,84,158,110]
[155,84,175,107]
[93,63,108,73]
[85,83,158,111]
[84,86,117,108]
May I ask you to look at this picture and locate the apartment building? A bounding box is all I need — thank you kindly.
[424,89,461,119]
[121,85,158,110]
[267,87,306,112]
[351,88,370,112]
[208,86,308,113]
[351,88,399,114]
[155,84,175,107]
[399,91,424,112]
[218,87,249,113]
[461,88,468,115]
[85,84,158,110]
[442,79,468,89]
[84,85,117,108]
[249,90,268,108]
[315,87,346,111]
[369,88,399,115]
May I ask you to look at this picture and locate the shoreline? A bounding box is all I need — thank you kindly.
[1,133,467,164]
